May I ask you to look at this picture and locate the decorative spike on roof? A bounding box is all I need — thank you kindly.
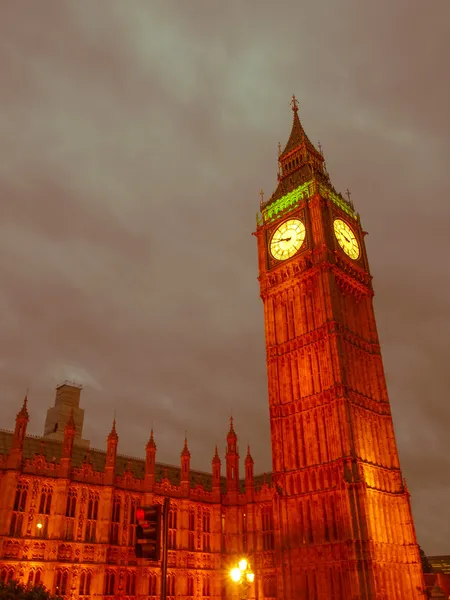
[261,97,330,209]
[212,444,221,463]
[147,428,156,450]
[181,435,191,457]
[17,394,29,420]
[108,416,118,441]
[245,445,254,463]
[279,95,317,159]
[227,416,237,439]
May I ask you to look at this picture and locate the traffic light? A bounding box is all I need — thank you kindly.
[135,505,161,560]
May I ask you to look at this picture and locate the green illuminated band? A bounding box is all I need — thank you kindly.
[259,181,356,226]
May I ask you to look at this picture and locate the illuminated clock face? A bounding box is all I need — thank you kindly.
[333,219,360,259]
[270,219,306,261]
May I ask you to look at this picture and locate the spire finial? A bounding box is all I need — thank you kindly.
[18,392,29,419]
[108,413,118,440]
[278,142,282,157]
[290,94,299,113]
[346,188,352,202]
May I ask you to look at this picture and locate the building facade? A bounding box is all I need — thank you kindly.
[0,382,275,599]
[0,102,426,599]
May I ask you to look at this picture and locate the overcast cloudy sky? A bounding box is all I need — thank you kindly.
[1,1,449,554]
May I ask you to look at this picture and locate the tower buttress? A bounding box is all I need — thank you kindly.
[7,395,29,469]
[145,429,157,487]
[245,446,254,486]
[105,417,118,484]
[225,417,239,493]
[212,445,221,491]
[180,435,191,492]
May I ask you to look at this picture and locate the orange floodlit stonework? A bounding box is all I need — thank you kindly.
[0,103,426,599]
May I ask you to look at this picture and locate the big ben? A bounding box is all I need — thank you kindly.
[255,97,424,599]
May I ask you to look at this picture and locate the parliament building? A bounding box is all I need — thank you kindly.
[0,101,426,599]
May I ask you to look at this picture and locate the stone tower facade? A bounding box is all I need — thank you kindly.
[254,97,424,598]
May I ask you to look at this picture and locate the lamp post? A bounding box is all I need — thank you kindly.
[229,558,255,600]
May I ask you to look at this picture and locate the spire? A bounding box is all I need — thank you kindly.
[17,394,29,421]
[108,416,118,441]
[279,95,317,160]
[263,97,327,208]
[212,444,221,464]
[181,435,191,458]
[227,416,237,440]
[245,445,254,464]
[146,428,156,450]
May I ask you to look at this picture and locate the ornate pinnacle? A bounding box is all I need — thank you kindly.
[108,415,118,441]
[17,394,29,420]
[212,444,221,463]
[290,94,299,113]
[228,416,236,437]
[181,434,190,457]
[146,429,156,452]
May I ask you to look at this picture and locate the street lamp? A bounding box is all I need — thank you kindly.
[229,558,255,599]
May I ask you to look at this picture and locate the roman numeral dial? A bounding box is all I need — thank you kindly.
[269,218,306,261]
[333,218,360,260]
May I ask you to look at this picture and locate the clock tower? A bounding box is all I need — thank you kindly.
[255,98,424,599]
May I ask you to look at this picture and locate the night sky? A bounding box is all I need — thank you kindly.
[1,2,449,554]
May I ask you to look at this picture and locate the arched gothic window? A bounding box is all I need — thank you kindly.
[148,572,157,596]
[79,571,92,595]
[125,571,136,595]
[38,485,53,515]
[54,570,69,595]
[104,572,115,596]
[65,488,77,517]
[13,481,28,512]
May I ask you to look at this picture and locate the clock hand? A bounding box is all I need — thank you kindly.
[278,237,292,243]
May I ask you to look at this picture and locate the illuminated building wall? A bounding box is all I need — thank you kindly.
[0,383,276,599]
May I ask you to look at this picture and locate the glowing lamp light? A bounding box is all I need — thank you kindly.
[36,522,43,530]
[238,559,248,572]
[230,568,242,583]
[246,572,255,583]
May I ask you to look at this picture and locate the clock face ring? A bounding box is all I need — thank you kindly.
[333,219,360,259]
[270,218,306,261]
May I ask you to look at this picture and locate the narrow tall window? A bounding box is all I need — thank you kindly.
[79,571,91,596]
[65,488,77,517]
[104,572,116,596]
[38,485,53,515]
[167,574,175,597]
[187,575,194,597]
[262,506,274,550]
[13,481,28,512]
[148,572,157,596]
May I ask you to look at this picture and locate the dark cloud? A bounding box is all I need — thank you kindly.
[0,0,449,554]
